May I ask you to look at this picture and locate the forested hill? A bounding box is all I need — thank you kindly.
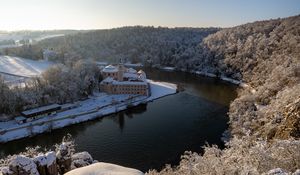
[149,15,300,174]
[201,15,300,83]
[5,26,218,65]
[201,15,300,140]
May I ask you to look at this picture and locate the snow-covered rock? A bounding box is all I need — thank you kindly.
[71,151,93,169]
[56,142,73,160]
[33,151,57,175]
[293,169,300,175]
[33,154,47,167]
[8,155,39,175]
[56,142,74,174]
[0,167,13,175]
[266,168,288,175]
[65,162,144,175]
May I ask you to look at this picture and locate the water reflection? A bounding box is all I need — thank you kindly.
[110,104,148,131]
[145,68,237,106]
[0,104,148,157]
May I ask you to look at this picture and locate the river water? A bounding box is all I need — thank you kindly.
[0,69,237,172]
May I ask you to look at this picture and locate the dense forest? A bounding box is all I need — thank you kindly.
[1,15,299,174]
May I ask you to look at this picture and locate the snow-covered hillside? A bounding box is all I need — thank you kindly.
[0,56,53,77]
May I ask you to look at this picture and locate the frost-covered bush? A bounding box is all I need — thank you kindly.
[0,59,101,116]
[147,137,300,175]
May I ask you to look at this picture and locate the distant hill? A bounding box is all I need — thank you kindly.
[0,30,79,41]
[0,30,80,50]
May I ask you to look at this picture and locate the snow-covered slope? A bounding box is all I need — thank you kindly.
[65,162,144,175]
[0,56,53,77]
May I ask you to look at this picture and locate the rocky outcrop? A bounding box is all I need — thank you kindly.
[1,151,143,175]
[33,151,57,175]
[0,140,97,175]
[71,151,94,169]
[1,155,39,175]
[1,152,58,175]
[56,142,73,174]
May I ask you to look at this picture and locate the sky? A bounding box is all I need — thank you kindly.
[0,0,299,31]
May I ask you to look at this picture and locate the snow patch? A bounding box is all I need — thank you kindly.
[65,162,144,175]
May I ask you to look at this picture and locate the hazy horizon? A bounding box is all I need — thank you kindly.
[0,0,299,31]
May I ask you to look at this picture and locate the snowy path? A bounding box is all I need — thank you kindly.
[0,80,177,143]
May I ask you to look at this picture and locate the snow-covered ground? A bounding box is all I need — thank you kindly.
[160,66,175,71]
[124,63,143,67]
[0,56,53,77]
[34,34,64,42]
[0,56,54,86]
[65,162,144,175]
[0,80,177,143]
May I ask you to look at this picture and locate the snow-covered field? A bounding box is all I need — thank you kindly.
[0,56,54,86]
[0,80,177,143]
[0,56,53,77]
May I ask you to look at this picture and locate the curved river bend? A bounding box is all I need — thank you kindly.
[0,69,237,172]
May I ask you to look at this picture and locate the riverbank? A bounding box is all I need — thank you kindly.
[158,66,246,86]
[0,80,177,143]
[157,67,256,94]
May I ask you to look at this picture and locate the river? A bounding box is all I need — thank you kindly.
[0,69,237,172]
